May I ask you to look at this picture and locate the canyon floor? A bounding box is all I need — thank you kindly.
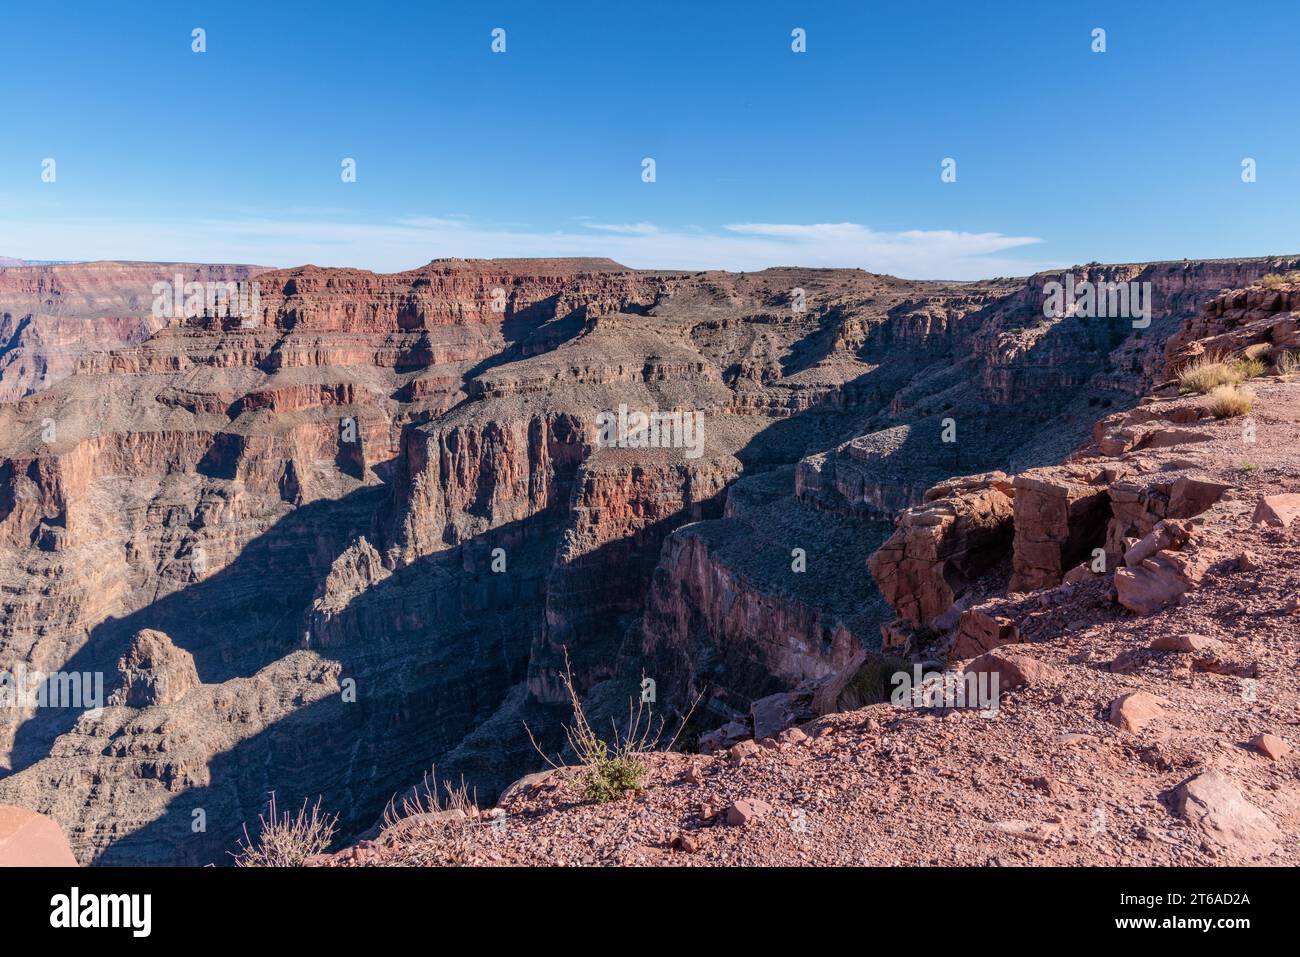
[0,256,1296,866]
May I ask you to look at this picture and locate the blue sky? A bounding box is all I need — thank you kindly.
[2,0,1298,278]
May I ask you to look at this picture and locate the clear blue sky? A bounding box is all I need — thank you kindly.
[2,0,1297,278]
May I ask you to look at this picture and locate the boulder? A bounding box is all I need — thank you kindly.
[1123,519,1192,567]
[726,740,761,763]
[1252,493,1300,528]
[0,805,78,866]
[1172,770,1279,860]
[698,720,751,755]
[1149,633,1221,654]
[1108,691,1163,732]
[1247,733,1290,761]
[1166,476,1232,518]
[1115,538,1210,615]
[963,648,1063,691]
[724,798,771,826]
[1061,562,1097,585]
[949,609,1020,662]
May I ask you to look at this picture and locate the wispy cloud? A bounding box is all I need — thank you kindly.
[6,215,1056,280]
[580,222,660,235]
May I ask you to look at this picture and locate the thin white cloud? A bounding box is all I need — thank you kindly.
[725,222,866,239]
[5,215,1057,280]
[581,222,660,235]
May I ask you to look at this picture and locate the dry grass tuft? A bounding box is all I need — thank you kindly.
[380,767,481,865]
[1207,384,1253,419]
[1258,271,1300,289]
[1178,354,1265,394]
[1275,350,1300,377]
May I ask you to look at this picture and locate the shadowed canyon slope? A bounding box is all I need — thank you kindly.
[0,254,1294,864]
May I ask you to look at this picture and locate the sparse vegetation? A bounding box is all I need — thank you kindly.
[380,767,480,866]
[1207,384,1254,419]
[1177,354,1265,394]
[232,792,337,867]
[1276,350,1300,377]
[527,649,695,804]
[1234,356,1267,379]
[1258,271,1300,289]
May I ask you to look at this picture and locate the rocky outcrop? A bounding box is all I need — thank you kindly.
[107,629,200,709]
[1008,465,1111,592]
[868,472,1014,628]
[1164,276,1300,375]
[0,261,266,400]
[796,425,937,518]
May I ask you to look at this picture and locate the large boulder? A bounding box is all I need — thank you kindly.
[962,648,1063,691]
[1115,546,1211,615]
[1252,493,1300,528]
[1172,770,1280,861]
[0,805,78,866]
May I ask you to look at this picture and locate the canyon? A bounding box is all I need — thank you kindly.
[0,254,1295,865]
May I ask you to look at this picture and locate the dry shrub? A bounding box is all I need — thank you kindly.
[380,767,480,865]
[1259,271,1300,289]
[232,792,337,867]
[1275,350,1300,377]
[527,648,697,804]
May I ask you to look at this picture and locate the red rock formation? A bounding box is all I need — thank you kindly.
[1008,465,1111,592]
[0,261,266,400]
[867,472,1014,628]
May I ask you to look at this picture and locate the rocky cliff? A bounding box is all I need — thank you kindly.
[0,261,267,401]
